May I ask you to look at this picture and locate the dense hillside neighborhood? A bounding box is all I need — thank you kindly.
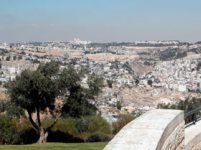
[1,40,201,123]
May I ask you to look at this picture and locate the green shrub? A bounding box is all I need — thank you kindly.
[16,117,38,144]
[86,132,111,142]
[116,101,121,110]
[107,80,113,88]
[78,116,112,141]
[0,115,81,144]
[0,115,38,144]
[0,115,112,144]
[76,118,89,133]
[47,130,83,143]
[157,97,201,123]
[87,116,111,134]
[42,115,112,142]
[6,101,25,118]
[0,101,6,113]
[147,79,153,87]
[112,114,135,134]
[0,115,18,144]
[0,100,24,118]
[43,117,79,136]
[157,97,201,112]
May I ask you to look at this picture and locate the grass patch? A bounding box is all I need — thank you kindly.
[0,142,107,150]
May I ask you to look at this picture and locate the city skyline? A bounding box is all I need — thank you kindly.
[0,0,201,42]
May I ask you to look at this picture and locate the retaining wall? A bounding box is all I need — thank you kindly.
[104,109,184,150]
[185,120,201,150]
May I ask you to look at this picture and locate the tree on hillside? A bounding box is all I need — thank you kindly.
[147,79,153,87]
[135,79,139,86]
[107,80,113,88]
[87,73,103,97]
[6,61,102,143]
[59,67,104,118]
[6,62,59,143]
[6,56,11,61]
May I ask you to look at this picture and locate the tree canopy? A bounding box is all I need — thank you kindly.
[6,61,103,143]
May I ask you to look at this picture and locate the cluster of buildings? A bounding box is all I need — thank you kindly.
[150,59,201,92]
[2,40,201,122]
[73,59,136,86]
[0,44,137,88]
[0,60,38,83]
[2,40,201,93]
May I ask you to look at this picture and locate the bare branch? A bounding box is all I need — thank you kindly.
[46,113,61,131]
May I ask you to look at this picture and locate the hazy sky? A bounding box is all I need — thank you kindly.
[0,0,201,42]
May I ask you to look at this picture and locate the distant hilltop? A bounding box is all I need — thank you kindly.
[134,40,180,45]
[1,40,201,46]
[70,38,92,45]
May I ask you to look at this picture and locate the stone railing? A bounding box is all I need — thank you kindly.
[185,120,201,150]
[104,109,201,150]
[104,109,185,150]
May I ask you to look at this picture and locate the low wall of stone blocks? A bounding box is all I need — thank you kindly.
[185,119,201,150]
[104,109,185,150]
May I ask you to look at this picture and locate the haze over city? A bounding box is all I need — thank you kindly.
[0,0,201,42]
[2,1,201,150]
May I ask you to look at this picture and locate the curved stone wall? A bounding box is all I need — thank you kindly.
[104,109,184,150]
[185,120,201,150]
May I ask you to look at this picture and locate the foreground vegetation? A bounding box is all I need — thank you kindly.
[3,61,104,143]
[157,97,201,123]
[0,113,136,144]
[0,114,112,144]
[0,142,107,150]
[0,61,137,145]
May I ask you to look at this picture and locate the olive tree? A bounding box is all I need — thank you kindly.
[6,61,102,143]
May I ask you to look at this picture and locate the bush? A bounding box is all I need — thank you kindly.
[6,101,25,118]
[147,80,153,87]
[43,118,79,137]
[76,118,89,133]
[157,97,201,123]
[16,117,38,144]
[86,132,111,142]
[157,98,201,112]
[112,114,135,134]
[40,117,83,143]
[0,115,112,144]
[135,79,139,86]
[0,115,38,144]
[0,100,25,118]
[43,115,112,142]
[116,101,121,110]
[0,101,6,113]
[0,115,17,144]
[86,116,111,135]
[75,116,111,141]
[47,130,83,143]
[107,80,113,88]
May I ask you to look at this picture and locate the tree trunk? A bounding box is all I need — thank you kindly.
[37,128,48,144]
[27,110,60,144]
